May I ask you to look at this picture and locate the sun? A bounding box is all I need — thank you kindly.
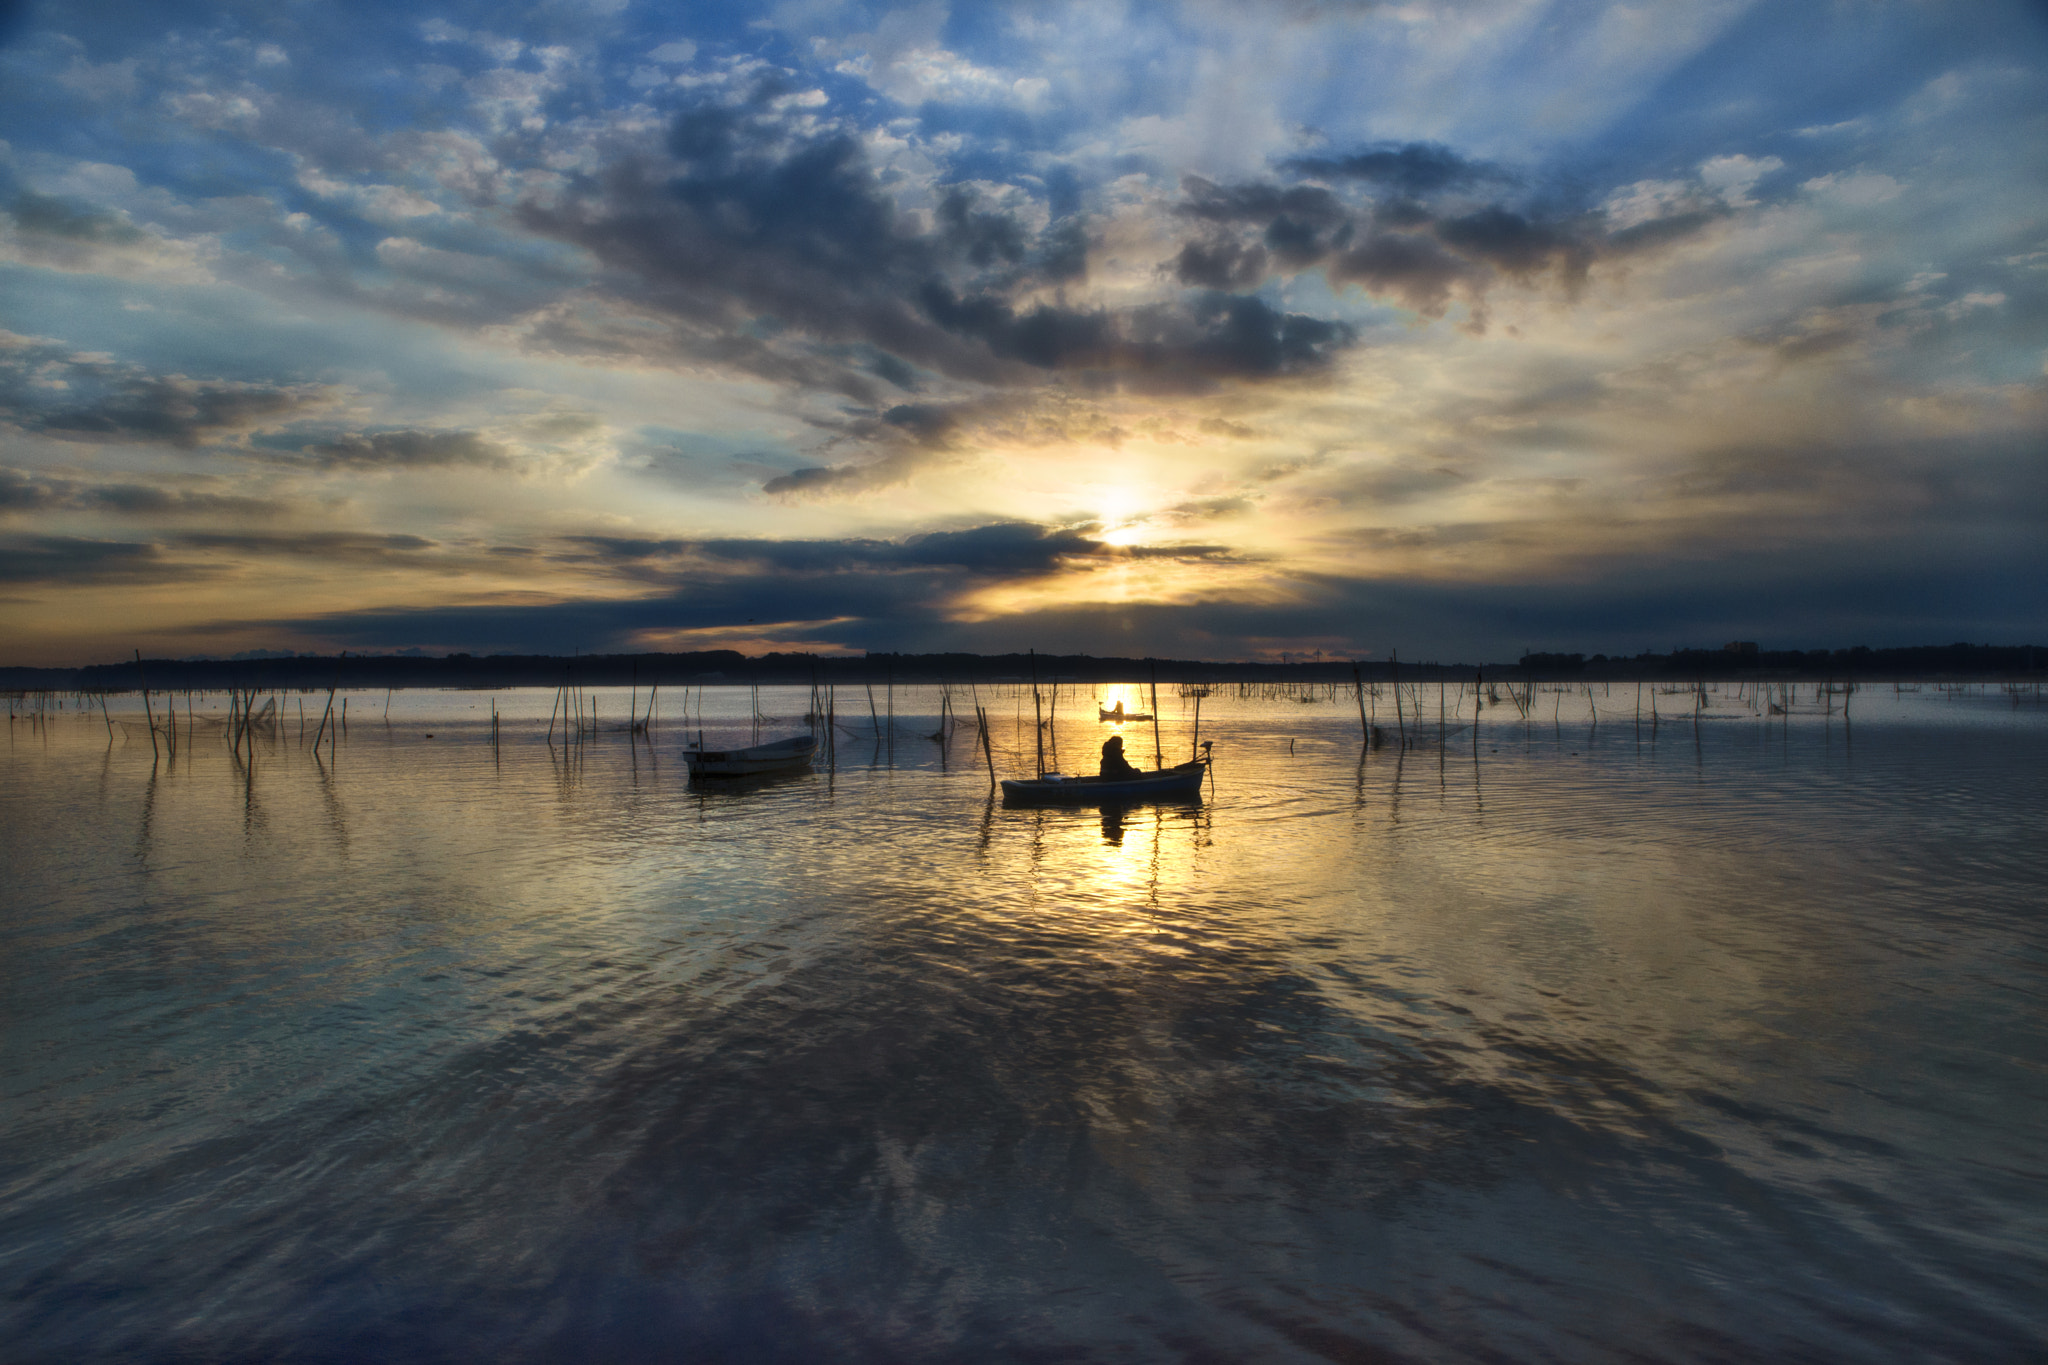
[1093,486,1149,545]
[1097,520,1149,547]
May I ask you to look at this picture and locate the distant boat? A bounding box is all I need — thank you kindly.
[1097,703,1152,721]
[1001,758,1207,806]
[684,734,817,777]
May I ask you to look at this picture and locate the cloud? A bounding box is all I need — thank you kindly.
[34,379,320,448]
[705,522,1111,574]
[1326,231,1478,316]
[7,189,148,246]
[516,91,1362,422]
[1174,235,1271,290]
[556,521,1116,577]
[546,521,1244,597]
[1283,142,1511,196]
[1160,155,1723,320]
[0,339,328,448]
[300,429,516,470]
[175,531,442,563]
[0,534,166,585]
[1698,154,1784,209]
[261,519,1246,655]
[0,467,287,518]
[1,189,212,279]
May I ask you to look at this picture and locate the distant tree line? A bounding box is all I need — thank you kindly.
[1,641,2041,692]
[1517,642,2043,679]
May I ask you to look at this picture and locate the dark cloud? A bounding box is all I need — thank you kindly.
[757,295,1351,497]
[1435,207,1593,288]
[1604,208,1729,255]
[260,525,1241,655]
[0,468,62,511]
[868,351,921,391]
[877,402,964,445]
[1174,236,1270,290]
[0,467,286,518]
[1180,295,1354,376]
[757,397,984,497]
[1178,177,1349,228]
[554,536,689,563]
[716,522,1114,574]
[520,121,999,394]
[911,288,1355,383]
[6,190,147,244]
[0,525,454,591]
[35,380,319,448]
[543,522,1246,604]
[558,522,1110,576]
[0,534,165,585]
[1165,158,1722,319]
[937,187,1029,269]
[759,463,870,498]
[258,536,2048,663]
[518,97,1364,418]
[176,532,441,563]
[1326,232,1477,316]
[301,430,514,470]
[1284,142,1510,196]
[0,342,326,449]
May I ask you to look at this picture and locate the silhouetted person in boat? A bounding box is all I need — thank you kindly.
[1106,700,1124,718]
[1100,734,1141,780]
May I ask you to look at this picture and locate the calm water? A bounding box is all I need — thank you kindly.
[3,682,2044,1363]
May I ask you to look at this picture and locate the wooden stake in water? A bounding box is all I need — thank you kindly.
[1030,649,1044,776]
[132,651,161,761]
[1152,660,1165,769]
[1389,649,1406,747]
[1046,675,1057,773]
[313,684,336,749]
[978,704,996,793]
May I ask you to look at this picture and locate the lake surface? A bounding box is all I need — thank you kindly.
[4,681,2045,1363]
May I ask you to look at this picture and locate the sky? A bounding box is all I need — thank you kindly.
[1,0,2044,666]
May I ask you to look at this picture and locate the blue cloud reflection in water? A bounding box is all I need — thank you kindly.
[1,686,2044,1362]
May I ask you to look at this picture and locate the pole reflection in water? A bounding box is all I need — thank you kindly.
[0,684,2045,1364]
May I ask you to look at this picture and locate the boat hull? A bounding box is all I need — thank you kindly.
[684,734,817,777]
[1000,760,1208,806]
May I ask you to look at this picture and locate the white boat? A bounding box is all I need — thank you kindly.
[683,734,817,777]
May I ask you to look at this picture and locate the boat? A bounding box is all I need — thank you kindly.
[683,733,817,777]
[1000,757,1208,806]
[1097,705,1153,721]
